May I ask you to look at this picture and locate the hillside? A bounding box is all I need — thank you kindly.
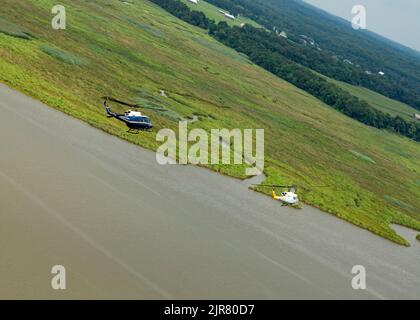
[327,78,419,122]
[156,0,420,141]
[203,0,420,110]
[0,0,419,245]
[179,0,261,27]
[312,69,419,122]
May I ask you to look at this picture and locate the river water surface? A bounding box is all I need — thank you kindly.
[0,84,419,299]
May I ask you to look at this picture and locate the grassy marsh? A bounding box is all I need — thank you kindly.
[0,0,419,246]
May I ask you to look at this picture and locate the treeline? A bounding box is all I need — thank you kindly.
[211,23,420,140]
[150,0,420,141]
[151,0,211,28]
[204,0,420,111]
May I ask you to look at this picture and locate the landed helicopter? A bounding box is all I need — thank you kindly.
[103,96,158,133]
[253,185,300,206]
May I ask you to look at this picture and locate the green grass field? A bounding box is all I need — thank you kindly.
[179,0,261,28]
[1,0,420,246]
[326,76,419,122]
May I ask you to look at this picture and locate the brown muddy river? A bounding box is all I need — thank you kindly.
[0,84,419,299]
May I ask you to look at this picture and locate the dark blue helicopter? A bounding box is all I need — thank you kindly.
[103,97,153,133]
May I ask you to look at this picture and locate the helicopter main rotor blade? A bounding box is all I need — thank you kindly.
[253,184,329,188]
[253,184,295,188]
[102,96,167,111]
[139,105,168,112]
[102,96,138,107]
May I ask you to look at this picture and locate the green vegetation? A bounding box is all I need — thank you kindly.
[152,0,420,141]
[0,17,34,40]
[127,19,164,38]
[326,77,419,122]
[40,45,87,66]
[0,0,420,246]
[180,0,260,28]
[349,150,376,164]
[417,234,420,242]
[204,0,420,110]
[384,196,415,212]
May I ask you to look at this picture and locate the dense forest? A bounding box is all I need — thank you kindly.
[150,0,420,141]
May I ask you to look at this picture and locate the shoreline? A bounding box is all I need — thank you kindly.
[1,80,419,247]
[1,83,420,299]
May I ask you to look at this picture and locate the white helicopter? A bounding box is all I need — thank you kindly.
[253,184,300,206]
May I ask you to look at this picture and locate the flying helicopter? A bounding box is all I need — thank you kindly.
[253,184,300,206]
[102,96,161,133]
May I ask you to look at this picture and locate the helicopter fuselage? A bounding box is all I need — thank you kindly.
[105,101,153,131]
[272,190,299,205]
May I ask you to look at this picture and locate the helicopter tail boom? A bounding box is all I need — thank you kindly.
[104,100,118,118]
[271,189,277,199]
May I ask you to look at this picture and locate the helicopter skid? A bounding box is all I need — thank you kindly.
[127,128,153,134]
